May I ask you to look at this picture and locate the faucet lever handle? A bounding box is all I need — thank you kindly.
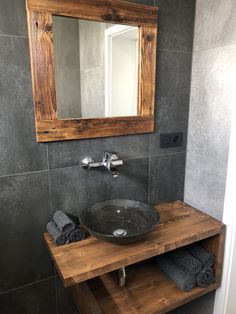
[104,151,119,161]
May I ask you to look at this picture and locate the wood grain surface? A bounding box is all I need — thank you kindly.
[44,201,225,288]
[83,260,220,314]
[26,0,158,26]
[26,0,158,142]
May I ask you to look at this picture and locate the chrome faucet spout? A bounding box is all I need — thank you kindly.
[109,167,119,178]
[81,151,123,177]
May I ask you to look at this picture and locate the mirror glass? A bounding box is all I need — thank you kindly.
[52,16,139,119]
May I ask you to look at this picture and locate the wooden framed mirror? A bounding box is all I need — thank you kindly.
[26,0,158,142]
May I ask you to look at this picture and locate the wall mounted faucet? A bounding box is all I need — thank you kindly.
[81,151,123,178]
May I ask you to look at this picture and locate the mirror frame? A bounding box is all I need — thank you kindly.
[26,0,158,142]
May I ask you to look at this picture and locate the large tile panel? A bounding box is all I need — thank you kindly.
[150,50,192,156]
[0,0,27,37]
[0,277,56,314]
[188,46,236,164]
[156,0,195,52]
[194,0,236,51]
[169,291,215,314]
[49,158,149,215]
[149,153,186,204]
[185,153,226,221]
[0,172,53,293]
[0,36,48,176]
[55,274,77,314]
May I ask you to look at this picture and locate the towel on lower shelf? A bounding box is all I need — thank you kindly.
[46,221,68,246]
[167,248,203,275]
[187,244,215,268]
[53,210,75,233]
[197,267,215,287]
[156,255,197,292]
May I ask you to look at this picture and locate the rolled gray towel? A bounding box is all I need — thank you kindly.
[197,267,215,287]
[47,221,68,246]
[157,255,197,292]
[167,248,203,275]
[53,210,75,233]
[187,244,215,268]
[69,228,85,243]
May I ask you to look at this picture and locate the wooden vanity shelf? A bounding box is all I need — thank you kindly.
[44,201,225,314]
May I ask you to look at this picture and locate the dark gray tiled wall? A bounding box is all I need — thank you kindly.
[0,277,56,314]
[0,172,53,293]
[169,292,215,314]
[149,153,186,204]
[0,0,195,313]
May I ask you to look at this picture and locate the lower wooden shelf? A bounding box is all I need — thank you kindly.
[72,258,219,314]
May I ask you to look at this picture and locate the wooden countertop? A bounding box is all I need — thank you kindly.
[44,201,225,288]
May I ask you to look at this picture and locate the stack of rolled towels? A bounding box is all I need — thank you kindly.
[47,211,86,246]
[156,244,215,292]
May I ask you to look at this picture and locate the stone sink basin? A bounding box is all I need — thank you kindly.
[79,199,160,244]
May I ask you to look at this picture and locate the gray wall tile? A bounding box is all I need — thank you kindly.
[0,277,56,314]
[156,0,196,52]
[149,153,186,204]
[150,50,192,156]
[47,134,150,169]
[185,153,226,221]
[0,36,48,176]
[0,172,53,292]
[169,291,215,314]
[49,158,149,215]
[188,46,236,164]
[183,1,234,313]
[55,274,77,314]
[194,0,236,51]
[0,0,27,37]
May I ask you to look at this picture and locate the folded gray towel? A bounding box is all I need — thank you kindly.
[157,255,197,292]
[187,244,215,268]
[197,267,215,287]
[53,210,75,233]
[68,228,85,243]
[167,248,203,275]
[47,221,68,246]
[66,213,80,226]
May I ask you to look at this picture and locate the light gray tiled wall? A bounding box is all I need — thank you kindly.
[185,0,236,220]
[184,0,236,313]
[0,0,195,313]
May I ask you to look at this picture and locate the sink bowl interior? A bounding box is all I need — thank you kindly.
[79,199,160,244]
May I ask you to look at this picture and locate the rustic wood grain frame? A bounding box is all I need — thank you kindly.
[26,0,158,142]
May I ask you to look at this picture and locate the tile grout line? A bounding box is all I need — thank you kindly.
[150,151,187,159]
[158,48,193,54]
[0,33,28,39]
[193,42,236,54]
[0,152,188,179]
[0,276,55,296]
[186,151,226,164]
[19,152,188,175]
[47,155,151,172]
[0,169,49,179]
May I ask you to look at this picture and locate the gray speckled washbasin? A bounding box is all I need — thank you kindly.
[79,199,160,244]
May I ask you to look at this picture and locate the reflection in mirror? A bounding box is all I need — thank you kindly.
[52,16,139,120]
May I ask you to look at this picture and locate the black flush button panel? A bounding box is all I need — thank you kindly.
[160,132,183,148]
